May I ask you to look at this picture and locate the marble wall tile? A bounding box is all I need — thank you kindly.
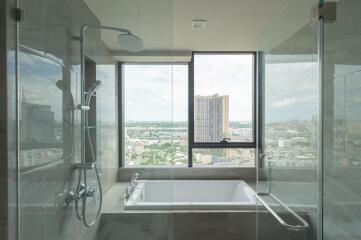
[323,1,361,240]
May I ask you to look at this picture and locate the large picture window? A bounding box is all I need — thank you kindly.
[120,52,256,167]
[122,63,188,167]
[189,52,256,167]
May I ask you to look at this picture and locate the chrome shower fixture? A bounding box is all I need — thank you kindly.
[77,24,144,52]
[86,80,103,105]
[88,80,103,94]
[70,24,144,228]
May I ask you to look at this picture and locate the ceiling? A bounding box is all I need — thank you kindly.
[83,0,312,61]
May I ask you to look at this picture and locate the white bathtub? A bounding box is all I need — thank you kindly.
[124,180,256,210]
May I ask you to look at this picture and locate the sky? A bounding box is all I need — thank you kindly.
[124,64,188,122]
[20,50,323,124]
[124,54,254,122]
[194,54,253,122]
[264,61,319,123]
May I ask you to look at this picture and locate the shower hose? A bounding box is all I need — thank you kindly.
[74,93,103,227]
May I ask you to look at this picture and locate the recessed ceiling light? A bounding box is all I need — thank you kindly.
[192,20,207,29]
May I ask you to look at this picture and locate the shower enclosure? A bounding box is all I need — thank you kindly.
[257,0,361,240]
[14,0,175,239]
[1,0,361,240]
[256,0,322,238]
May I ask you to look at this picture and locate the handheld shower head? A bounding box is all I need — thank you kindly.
[86,80,102,105]
[89,80,103,94]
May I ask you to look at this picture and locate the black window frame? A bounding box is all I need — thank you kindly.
[118,52,257,168]
[188,52,257,167]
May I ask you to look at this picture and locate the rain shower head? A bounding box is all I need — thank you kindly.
[78,24,144,53]
[118,33,144,52]
[56,80,67,90]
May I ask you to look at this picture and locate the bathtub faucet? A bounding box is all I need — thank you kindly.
[126,173,139,199]
[131,173,139,186]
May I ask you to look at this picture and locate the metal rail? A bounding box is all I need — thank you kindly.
[256,192,310,232]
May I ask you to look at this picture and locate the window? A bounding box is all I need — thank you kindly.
[120,52,256,167]
[190,52,256,167]
[122,63,188,167]
[192,148,255,167]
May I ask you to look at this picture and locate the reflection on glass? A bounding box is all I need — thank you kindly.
[264,60,319,169]
[19,52,64,170]
[96,64,117,168]
[123,64,188,166]
[193,148,255,167]
[333,65,361,168]
[194,53,254,143]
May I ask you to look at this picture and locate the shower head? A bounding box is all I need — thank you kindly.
[56,80,67,90]
[79,25,144,52]
[88,80,103,94]
[86,80,102,105]
[118,33,144,52]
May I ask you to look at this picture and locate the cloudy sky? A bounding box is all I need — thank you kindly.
[264,61,318,123]
[20,51,323,124]
[124,54,254,122]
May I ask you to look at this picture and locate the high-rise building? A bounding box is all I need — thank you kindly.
[20,101,55,143]
[194,94,229,142]
[20,88,55,144]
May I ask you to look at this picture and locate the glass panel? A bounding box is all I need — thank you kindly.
[193,53,254,143]
[323,1,361,239]
[95,64,118,182]
[18,0,174,239]
[256,0,321,239]
[193,148,255,167]
[123,64,188,167]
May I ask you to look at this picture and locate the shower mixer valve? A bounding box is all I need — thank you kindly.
[65,184,97,204]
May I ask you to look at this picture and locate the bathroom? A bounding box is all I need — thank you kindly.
[1,0,360,240]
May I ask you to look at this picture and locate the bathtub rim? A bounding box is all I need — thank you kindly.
[124,179,257,211]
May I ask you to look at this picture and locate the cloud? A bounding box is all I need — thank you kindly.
[272,98,297,107]
[272,96,316,108]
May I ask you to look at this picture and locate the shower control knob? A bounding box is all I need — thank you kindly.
[78,184,86,197]
[76,104,90,111]
[65,191,77,204]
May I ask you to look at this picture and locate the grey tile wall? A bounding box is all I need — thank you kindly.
[16,0,118,239]
[323,1,361,240]
[98,210,312,240]
[1,0,18,240]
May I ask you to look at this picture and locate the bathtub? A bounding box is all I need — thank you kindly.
[124,180,256,210]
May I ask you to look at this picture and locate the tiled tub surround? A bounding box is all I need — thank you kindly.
[94,182,313,240]
[17,0,118,239]
[118,167,256,181]
[124,180,256,211]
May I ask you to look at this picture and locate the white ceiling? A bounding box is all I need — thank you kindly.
[83,0,312,61]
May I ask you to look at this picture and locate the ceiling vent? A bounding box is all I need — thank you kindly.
[192,20,207,29]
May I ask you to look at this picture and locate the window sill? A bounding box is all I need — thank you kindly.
[117,167,256,181]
